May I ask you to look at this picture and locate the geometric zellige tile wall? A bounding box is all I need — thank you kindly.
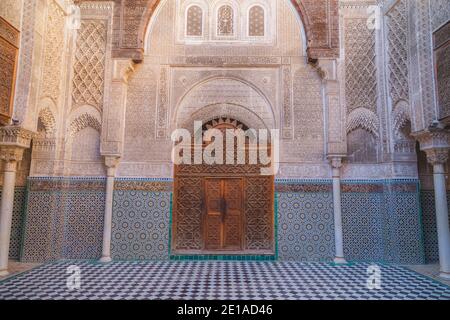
[342,191,384,262]
[111,191,171,261]
[278,192,335,262]
[17,178,429,264]
[420,191,450,263]
[387,190,424,264]
[21,178,105,262]
[10,188,27,259]
[62,191,105,259]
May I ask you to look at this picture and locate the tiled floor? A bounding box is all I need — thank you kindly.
[0,260,41,281]
[0,261,449,300]
[406,264,450,287]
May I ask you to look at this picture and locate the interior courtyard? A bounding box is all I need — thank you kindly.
[0,0,449,300]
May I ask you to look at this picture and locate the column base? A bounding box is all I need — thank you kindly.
[0,269,10,277]
[333,257,347,264]
[439,271,450,280]
[99,256,112,263]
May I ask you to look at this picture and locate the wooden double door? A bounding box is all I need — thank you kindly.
[173,173,274,254]
[204,178,243,251]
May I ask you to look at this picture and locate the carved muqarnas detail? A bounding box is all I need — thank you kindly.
[38,108,56,137]
[347,108,379,137]
[69,113,101,138]
[392,101,411,137]
[72,20,107,111]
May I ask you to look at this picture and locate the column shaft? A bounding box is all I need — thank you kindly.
[332,165,346,264]
[100,169,115,263]
[433,164,450,279]
[0,162,17,276]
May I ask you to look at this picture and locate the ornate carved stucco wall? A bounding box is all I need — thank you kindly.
[94,0,339,61]
[29,1,113,178]
[430,0,450,32]
[338,0,426,180]
[0,0,24,29]
[119,0,330,179]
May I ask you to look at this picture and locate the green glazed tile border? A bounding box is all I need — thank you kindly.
[170,255,276,261]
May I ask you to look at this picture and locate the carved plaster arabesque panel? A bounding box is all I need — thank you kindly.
[408,0,438,130]
[291,64,325,161]
[72,19,107,112]
[123,63,157,162]
[10,0,36,128]
[430,0,450,32]
[0,17,19,125]
[40,1,65,104]
[156,65,169,139]
[282,65,293,140]
[0,0,24,29]
[344,18,377,115]
[386,0,410,108]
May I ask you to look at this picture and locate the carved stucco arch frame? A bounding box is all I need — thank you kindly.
[179,103,269,134]
[172,75,277,132]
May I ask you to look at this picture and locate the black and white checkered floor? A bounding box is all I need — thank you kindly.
[1,261,449,300]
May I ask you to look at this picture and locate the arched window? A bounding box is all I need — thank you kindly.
[248,5,265,37]
[186,5,203,36]
[217,5,234,36]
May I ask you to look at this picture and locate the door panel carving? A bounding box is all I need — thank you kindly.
[173,177,203,250]
[223,179,243,250]
[204,179,223,250]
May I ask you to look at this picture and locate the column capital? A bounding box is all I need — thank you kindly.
[414,129,450,165]
[0,146,25,169]
[112,59,136,83]
[0,126,35,149]
[104,155,121,168]
[104,155,121,177]
[328,156,344,169]
[425,148,449,166]
[414,129,450,150]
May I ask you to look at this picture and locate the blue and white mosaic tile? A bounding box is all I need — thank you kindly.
[342,192,384,262]
[111,191,171,260]
[278,192,334,262]
[21,178,105,262]
[62,191,105,259]
[420,191,450,263]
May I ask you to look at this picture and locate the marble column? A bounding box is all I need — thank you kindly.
[100,156,120,263]
[0,147,24,276]
[426,149,450,279]
[330,157,347,264]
